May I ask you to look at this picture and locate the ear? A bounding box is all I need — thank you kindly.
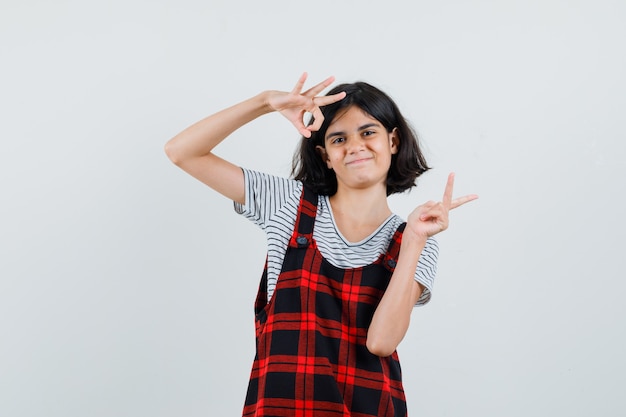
[390,127,400,155]
[316,145,332,169]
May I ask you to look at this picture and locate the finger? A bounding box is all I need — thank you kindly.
[308,107,325,132]
[419,200,438,211]
[450,194,479,210]
[299,125,312,138]
[291,72,308,94]
[292,111,311,138]
[419,203,445,221]
[442,172,455,209]
[315,91,346,106]
[419,210,449,233]
[303,75,336,97]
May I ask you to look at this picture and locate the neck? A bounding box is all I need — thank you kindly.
[329,184,391,222]
[327,184,392,243]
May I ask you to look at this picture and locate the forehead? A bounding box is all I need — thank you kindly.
[327,105,380,129]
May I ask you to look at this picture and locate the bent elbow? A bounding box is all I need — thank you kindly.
[164,140,183,165]
[366,337,396,358]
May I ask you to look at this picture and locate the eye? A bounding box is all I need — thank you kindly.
[362,130,375,137]
[330,137,345,144]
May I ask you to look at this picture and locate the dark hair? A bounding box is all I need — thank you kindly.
[291,81,430,196]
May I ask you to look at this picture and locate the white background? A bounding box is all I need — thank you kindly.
[1,0,625,416]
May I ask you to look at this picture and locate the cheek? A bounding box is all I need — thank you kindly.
[327,150,342,163]
[325,153,338,168]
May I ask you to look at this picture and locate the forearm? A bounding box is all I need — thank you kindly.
[366,233,426,357]
[164,91,273,164]
[164,91,275,203]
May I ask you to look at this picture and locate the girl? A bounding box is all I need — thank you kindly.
[165,73,477,416]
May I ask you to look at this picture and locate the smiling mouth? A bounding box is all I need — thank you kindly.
[346,157,372,165]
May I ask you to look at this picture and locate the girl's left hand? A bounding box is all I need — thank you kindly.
[406,173,478,239]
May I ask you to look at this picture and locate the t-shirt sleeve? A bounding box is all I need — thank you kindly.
[414,237,439,306]
[233,168,302,231]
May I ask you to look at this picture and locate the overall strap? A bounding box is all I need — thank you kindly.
[382,222,406,273]
[288,185,318,249]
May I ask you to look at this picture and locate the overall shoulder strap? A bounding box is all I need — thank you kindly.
[382,222,406,272]
[288,185,318,249]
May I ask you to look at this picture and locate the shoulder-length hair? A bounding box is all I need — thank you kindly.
[291,81,430,196]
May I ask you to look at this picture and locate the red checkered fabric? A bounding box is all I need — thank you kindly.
[243,186,407,417]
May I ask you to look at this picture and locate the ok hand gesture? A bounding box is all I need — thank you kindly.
[266,72,346,138]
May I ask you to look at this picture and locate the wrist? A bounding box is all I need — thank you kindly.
[233,91,274,122]
[258,90,279,113]
[399,231,427,260]
[402,226,429,247]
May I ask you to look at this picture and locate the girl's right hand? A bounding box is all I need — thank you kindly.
[266,73,347,138]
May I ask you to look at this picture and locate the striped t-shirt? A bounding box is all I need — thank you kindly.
[234,169,438,306]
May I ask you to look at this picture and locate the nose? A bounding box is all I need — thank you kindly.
[346,134,364,153]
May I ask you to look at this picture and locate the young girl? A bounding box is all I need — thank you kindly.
[165,73,477,417]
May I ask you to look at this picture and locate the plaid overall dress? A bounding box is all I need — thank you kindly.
[243,186,408,417]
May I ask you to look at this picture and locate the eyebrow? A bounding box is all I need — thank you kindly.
[325,123,381,140]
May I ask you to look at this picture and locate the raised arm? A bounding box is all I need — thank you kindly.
[366,173,478,357]
[164,73,346,204]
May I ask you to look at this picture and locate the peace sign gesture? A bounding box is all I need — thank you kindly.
[266,72,347,138]
[406,173,478,239]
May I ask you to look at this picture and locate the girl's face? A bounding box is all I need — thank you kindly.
[317,106,398,193]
